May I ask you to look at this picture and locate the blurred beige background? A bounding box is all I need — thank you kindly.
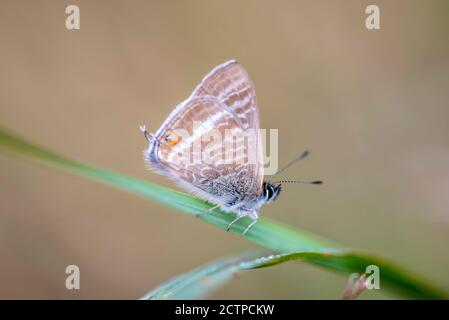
[0,0,448,299]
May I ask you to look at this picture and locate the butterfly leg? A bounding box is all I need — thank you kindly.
[242,218,258,235]
[224,202,248,231]
[226,215,246,232]
[241,211,259,235]
[195,203,220,218]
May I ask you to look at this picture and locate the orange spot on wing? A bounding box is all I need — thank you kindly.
[164,132,181,147]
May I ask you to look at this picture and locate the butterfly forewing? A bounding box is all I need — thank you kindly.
[192,60,260,131]
[192,60,264,194]
[146,61,264,206]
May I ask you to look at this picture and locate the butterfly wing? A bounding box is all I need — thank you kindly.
[145,61,264,206]
[192,60,260,132]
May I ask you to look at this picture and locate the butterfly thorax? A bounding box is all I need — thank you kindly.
[223,181,281,215]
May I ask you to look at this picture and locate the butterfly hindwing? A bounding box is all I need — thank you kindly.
[145,61,264,206]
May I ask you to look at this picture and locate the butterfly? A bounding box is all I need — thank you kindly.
[141,60,321,235]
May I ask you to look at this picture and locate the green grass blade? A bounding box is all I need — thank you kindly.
[0,127,336,252]
[141,252,262,300]
[239,251,447,299]
[0,127,447,299]
[144,249,447,300]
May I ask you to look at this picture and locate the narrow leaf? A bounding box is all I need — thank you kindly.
[0,127,446,299]
[144,249,447,300]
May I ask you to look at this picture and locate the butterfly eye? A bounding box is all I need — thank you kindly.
[164,132,181,146]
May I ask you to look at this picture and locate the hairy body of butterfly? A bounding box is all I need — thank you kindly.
[142,60,319,235]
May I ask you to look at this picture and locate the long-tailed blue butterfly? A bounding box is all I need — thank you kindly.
[141,60,321,234]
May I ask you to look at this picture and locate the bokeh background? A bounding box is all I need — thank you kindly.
[1,0,448,299]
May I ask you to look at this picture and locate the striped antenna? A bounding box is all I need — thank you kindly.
[272,180,322,185]
[268,150,310,182]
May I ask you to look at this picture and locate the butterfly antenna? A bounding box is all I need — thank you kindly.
[140,125,154,143]
[272,179,322,185]
[268,150,310,183]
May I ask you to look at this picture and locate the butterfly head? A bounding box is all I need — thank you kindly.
[262,150,322,205]
[262,181,282,204]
